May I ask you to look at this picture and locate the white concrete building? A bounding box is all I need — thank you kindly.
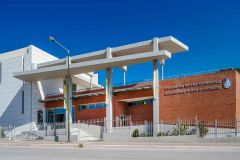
[0,45,98,135]
[0,36,187,140]
[14,36,188,137]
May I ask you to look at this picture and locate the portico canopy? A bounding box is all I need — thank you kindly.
[13,36,188,81]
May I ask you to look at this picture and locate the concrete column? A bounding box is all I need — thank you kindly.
[160,59,165,80]
[88,72,94,90]
[65,75,73,124]
[153,38,160,136]
[121,66,127,86]
[64,74,73,141]
[105,47,113,133]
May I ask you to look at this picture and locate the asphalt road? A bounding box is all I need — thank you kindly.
[0,146,240,160]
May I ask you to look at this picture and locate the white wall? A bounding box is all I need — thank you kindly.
[31,45,58,64]
[31,46,62,126]
[0,47,31,128]
[0,45,61,132]
[0,45,100,135]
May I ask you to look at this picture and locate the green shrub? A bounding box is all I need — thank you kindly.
[172,123,189,136]
[157,131,171,136]
[132,128,139,137]
[199,122,208,138]
[157,132,165,136]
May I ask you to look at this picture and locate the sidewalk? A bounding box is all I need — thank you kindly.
[83,141,240,150]
[0,138,84,148]
[1,139,240,150]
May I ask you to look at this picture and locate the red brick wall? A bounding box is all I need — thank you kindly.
[45,70,237,122]
[113,89,153,123]
[127,104,153,122]
[112,98,127,117]
[235,72,240,119]
[160,70,236,121]
[73,95,106,121]
[45,100,63,109]
[113,89,153,122]
[72,88,153,122]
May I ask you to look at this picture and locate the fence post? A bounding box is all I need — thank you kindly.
[116,116,119,127]
[130,116,133,126]
[177,119,180,136]
[215,119,217,138]
[159,119,162,133]
[65,122,67,136]
[45,123,47,136]
[104,117,106,133]
[195,115,199,137]
[13,126,15,140]
[144,120,148,137]
[129,115,132,126]
[235,116,238,137]
[77,120,80,141]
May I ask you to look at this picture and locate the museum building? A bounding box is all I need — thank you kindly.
[44,68,240,124]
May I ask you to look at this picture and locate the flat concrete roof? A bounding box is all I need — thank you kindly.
[13,36,188,82]
[38,36,188,68]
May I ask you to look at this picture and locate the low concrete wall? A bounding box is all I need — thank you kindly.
[72,123,103,141]
[104,127,131,141]
[4,122,37,138]
[44,135,78,142]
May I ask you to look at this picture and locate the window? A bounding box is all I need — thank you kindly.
[37,110,43,124]
[127,99,153,107]
[79,105,88,111]
[146,99,153,105]
[72,83,77,92]
[21,90,24,114]
[46,107,74,123]
[72,107,75,122]
[46,109,54,123]
[78,103,106,111]
[127,102,133,107]
[96,103,106,109]
[88,104,95,109]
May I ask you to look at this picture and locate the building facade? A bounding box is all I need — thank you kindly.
[44,69,240,124]
[0,46,98,134]
[11,36,188,136]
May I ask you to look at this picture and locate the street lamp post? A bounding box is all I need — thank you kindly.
[49,36,71,142]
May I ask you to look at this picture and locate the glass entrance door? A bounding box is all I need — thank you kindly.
[46,107,75,123]
[55,114,65,123]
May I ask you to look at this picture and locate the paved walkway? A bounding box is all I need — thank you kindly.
[1,139,240,149]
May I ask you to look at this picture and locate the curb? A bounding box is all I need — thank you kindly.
[1,141,240,150]
[83,144,240,150]
[0,142,80,148]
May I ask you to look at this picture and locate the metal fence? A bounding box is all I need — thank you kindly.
[44,122,67,136]
[151,118,240,138]
[8,116,240,140]
[39,116,240,138]
[90,116,240,138]
[0,125,16,139]
[40,119,105,140]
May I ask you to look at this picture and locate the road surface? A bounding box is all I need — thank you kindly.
[0,145,240,160]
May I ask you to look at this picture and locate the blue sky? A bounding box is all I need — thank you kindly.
[0,0,240,85]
